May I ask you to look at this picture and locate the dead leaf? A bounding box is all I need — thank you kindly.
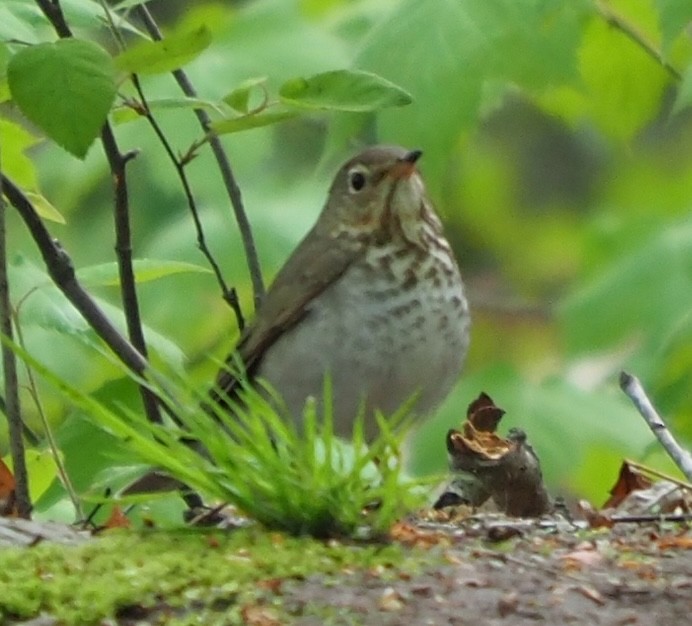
[0,458,17,517]
[390,521,450,548]
[466,392,506,432]
[657,535,692,550]
[603,461,653,509]
[103,505,131,529]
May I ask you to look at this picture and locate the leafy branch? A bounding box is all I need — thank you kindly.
[34,0,163,426]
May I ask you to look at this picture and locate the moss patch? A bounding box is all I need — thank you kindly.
[0,528,434,624]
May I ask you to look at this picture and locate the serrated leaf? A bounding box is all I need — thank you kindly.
[77,259,212,287]
[211,110,298,135]
[672,64,692,116]
[223,77,268,113]
[279,69,412,112]
[8,39,116,159]
[115,25,212,74]
[25,192,66,224]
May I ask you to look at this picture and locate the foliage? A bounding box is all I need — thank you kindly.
[0,0,691,525]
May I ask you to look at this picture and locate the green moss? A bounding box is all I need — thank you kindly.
[0,529,432,624]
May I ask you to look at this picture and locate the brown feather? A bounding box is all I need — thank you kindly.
[211,222,366,403]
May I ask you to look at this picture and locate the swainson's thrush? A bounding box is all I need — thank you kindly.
[212,145,470,439]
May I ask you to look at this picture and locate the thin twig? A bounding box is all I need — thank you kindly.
[610,513,692,524]
[619,371,692,482]
[100,126,163,424]
[128,76,245,330]
[596,0,681,81]
[134,3,266,314]
[99,0,245,330]
[0,171,32,519]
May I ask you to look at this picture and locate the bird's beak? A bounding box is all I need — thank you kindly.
[388,149,423,180]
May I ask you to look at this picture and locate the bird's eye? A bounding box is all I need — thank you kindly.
[348,169,367,193]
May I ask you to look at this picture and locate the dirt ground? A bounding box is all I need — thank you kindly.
[283,521,691,625]
[2,512,690,625]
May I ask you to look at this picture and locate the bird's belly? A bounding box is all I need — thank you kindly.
[256,260,470,439]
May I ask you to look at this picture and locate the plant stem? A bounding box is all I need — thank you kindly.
[0,172,32,519]
[100,127,163,424]
[128,75,245,330]
[135,4,266,314]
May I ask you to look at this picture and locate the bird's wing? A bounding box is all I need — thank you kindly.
[211,226,365,403]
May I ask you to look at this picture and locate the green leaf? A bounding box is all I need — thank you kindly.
[77,259,212,287]
[577,17,669,142]
[560,217,692,355]
[326,0,589,186]
[25,192,66,224]
[0,43,10,103]
[7,39,117,159]
[112,96,224,124]
[656,0,692,56]
[0,118,39,189]
[223,77,268,113]
[211,110,298,135]
[279,69,412,112]
[672,63,692,116]
[114,25,213,75]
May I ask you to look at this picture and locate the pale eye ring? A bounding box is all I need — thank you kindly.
[347,167,368,193]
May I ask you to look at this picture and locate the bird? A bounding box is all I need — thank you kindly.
[211,145,470,441]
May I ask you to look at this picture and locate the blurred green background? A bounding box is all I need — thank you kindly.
[2,0,691,514]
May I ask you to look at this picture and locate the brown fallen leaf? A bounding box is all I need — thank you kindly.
[603,461,653,509]
[657,535,692,550]
[0,458,17,517]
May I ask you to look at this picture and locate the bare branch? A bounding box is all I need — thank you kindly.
[134,4,266,313]
[100,126,163,424]
[2,174,150,376]
[619,371,692,482]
